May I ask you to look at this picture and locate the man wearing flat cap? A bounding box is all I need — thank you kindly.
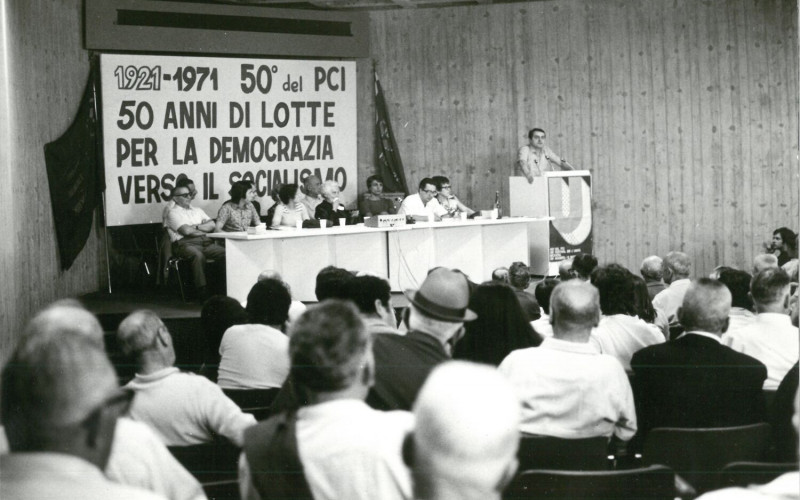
[366,267,477,411]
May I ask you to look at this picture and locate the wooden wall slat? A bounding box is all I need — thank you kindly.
[367,0,799,276]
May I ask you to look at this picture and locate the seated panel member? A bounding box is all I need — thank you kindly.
[298,175,324,218]
[271,183,309,228]
[162,175,196,227]
[432,175,474,217]
[359,175,396,216]
[315,180,354,226]
[165,184,225,300]
[516,127,574,183]
[398,178,448,222]
[215,180,260,232]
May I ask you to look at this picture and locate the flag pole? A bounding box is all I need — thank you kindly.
[91,61,112,294]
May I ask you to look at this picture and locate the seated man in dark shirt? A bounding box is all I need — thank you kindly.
[315,180,355,226]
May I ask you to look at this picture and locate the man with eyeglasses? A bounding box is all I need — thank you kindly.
[161,175,197,227]
[516,128,574,183]
[165,183,225,300]
[398,178,449,222]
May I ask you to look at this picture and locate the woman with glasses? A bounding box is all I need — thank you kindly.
[432,175,474,217]
[358,175,396,217]
[270,184,309,228]
[215,181,261,232]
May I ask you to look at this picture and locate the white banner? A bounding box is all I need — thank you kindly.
[100,54,357,226]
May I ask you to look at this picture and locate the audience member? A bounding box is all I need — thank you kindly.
[165,183,225,300]
[199,295,249,383]
[508,261,541,321]
[652,250,692,325]
[315,180,352,226]
[367,267,476,411]
[631,274,669,338]
[772,363,799,463]
[315,265,355,301]
[359,175,396,216]
[1,332,164,500]
[15,302,204,500]
[558,258,576,280]
[770,227,796,267]
[722,268,799,390]
[217,279,292,390]
[271,183,309,228]
[753,253,780,274]
[118,310,255,446]
[499,280,637,441]
[298,175,323,217]
[531,278,558,337]
[491,266,509,282]
[432,175,474,217]
[717,268,756,331]
[571,253,598,280]
[257,269,307,325]
[631,278,767,435]
[453,281,542,366]
[640,255,666,299]
[215,180,260,232]
[781,234,799,281]
[398,178,448,222]
[589,264,664,372]
[240,301,413,500]
[344,274,402,335]
[408,362,520,500]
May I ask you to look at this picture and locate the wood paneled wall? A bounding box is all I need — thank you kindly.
[366,0,799,276]
[0,0,102,357]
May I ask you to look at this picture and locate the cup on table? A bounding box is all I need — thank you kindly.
[320,220,329,228]
[295,220,303,229]
[459,212,467,221]
[339,218,347,227]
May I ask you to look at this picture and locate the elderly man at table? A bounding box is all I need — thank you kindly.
[1,331,165,500]
[499,280,637,442]
[119,310,256,447]
[240,300,413,500]
[367,267,476,411]
[722,268,799,390]
[398,178,449,222]
[165,184,225,300]
[408,362,520,500]
[298,174,324,217]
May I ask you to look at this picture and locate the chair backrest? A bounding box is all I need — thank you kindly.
[715,461,797,490]
[517,434,609,472]
[168,440,241,484]
[643,423,772,493]
[504,465,675,500]
[223,388,281,419]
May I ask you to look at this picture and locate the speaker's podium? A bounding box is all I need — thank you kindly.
[509,171,593,277]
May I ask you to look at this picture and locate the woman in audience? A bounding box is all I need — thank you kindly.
[453,281,542,366]
[215,180,261,232]
[631,274,669,338]
[199,295,249,382]
[770,227,797,267]
[432,175,474,217]
[359,175,396,216]
[270,183,309,228]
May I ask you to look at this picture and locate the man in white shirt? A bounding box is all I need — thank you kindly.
[218,279,292,389]
[652,251,692,325]
[240,300,413,500]
[298,174,324,216]
[723,268,800,390]
[118,310,256,446]
[1,331,164,500]
[399,178,448,222]
[408,362,520,500]
[499,280,637,441]
[516,128,575,183]
[165,184,225,299]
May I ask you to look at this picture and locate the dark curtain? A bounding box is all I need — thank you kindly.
[374,70,409,195]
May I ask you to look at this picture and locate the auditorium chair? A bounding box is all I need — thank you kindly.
[223,387,281,420]
[517,434,610,472]
[714,461,797,490]
[642,423,772,493]
[157,228,190,302]
[168,439,241,485]
[503,465,676,499]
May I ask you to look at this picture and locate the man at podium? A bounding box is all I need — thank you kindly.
[516,128,575,183]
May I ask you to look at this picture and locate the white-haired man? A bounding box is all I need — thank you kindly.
[367,267,476,411]
[298,174,323,217]
[723,268,799,390]
[499,280,637,441]
[640,255,666,300]
[408,362,520,500]
[652,251,692,325]
[1,332,164,500]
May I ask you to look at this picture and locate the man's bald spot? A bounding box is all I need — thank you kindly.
[754,253,779,273]
[550,280,600,331]
[679,278,731,333]
[117,310,165,356]
[24,302,104,348]
[304,175,321,186]
[258,269,283,282]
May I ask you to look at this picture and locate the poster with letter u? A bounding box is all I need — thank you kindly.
[546,171,593,263]
[100,54,357,226]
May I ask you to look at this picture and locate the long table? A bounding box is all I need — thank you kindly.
[210,217,545,302]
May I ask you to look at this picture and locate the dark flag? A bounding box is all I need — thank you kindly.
[44,62,103,270]
[374,70,409,195]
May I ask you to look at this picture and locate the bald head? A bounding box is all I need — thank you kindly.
[753,253,779,274]
[412,362,519,499]
[258,269,283,282]
[640,255,664,282]
[558,259,575,281]
[663,251,691,283]
[549,280,601,340]
[24,301,104,349]
[678,278,731,334]
[116,310,173,368]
